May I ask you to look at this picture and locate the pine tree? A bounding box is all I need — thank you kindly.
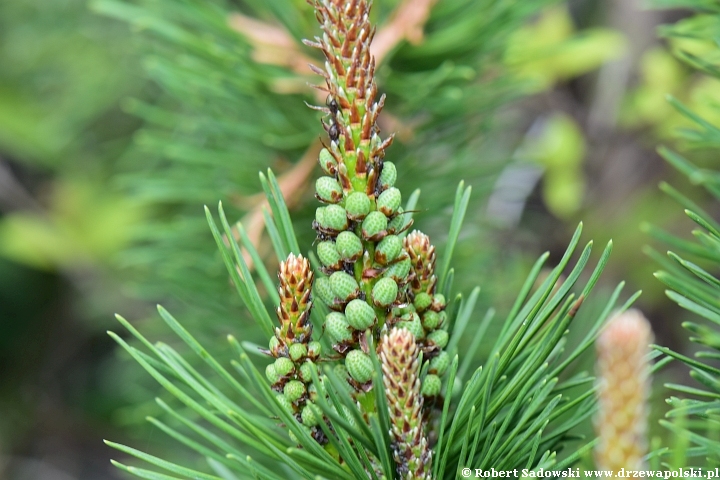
[105,1,637,478]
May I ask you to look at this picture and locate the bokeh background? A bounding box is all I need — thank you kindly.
[0,0,713,478]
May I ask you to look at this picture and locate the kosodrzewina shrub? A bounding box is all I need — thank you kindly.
[106,1,637,478]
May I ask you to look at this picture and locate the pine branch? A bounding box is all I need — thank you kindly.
[103,1,634,479]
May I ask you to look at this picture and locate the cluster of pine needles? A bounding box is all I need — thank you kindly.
[104,0,720,478]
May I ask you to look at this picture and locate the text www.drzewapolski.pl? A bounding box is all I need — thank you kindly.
[461,468,713,478]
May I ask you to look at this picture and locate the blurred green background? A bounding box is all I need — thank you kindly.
[0,0,712,478]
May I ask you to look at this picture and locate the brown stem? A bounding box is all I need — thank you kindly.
[227,142,321,269]
[371,0,438,62]
[228,0,437,80]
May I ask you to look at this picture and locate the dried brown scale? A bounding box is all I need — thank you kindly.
[350,103,361,124]
[338,172,353,191]
[308,63,327,79]
[376,134,393,155]
[343,129,354,151]
[356,149,367,174]
[332,53,346,76]
[366,169,379,197]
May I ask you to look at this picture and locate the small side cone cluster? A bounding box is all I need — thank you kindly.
[264,254,324,442]
[380,327,432,479]
[402,230,450,402]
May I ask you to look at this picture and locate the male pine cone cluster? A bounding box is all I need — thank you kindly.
[307,0,451,396]
[381,328,432,479]
[302,0,392,386]
[264,3,449,475]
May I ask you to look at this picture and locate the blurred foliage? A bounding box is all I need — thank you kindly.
[501,5,627,219]
[521,113,587,219]
[644,0,720,466]
[622,13,720,142]
[0,0,147,474]
[505,5,627,92]
[0,0,148,275]
[0,0,144,170]
[0,180,146,269]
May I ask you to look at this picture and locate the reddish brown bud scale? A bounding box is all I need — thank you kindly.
[341,132,351,152]
[346,62,358,89]
[331,55,345,76]
[338,171,353,191]
[356,149,367,175]
[309,0,390,184]
[366,167,379,197]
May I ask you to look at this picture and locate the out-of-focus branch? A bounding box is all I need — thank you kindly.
[228,14,316,76]
[0,158,44,214]
[230,141,321,268]
[371,0,438,62]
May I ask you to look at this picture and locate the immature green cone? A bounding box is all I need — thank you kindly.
[594,309,653,474]
[380,328,432,479]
